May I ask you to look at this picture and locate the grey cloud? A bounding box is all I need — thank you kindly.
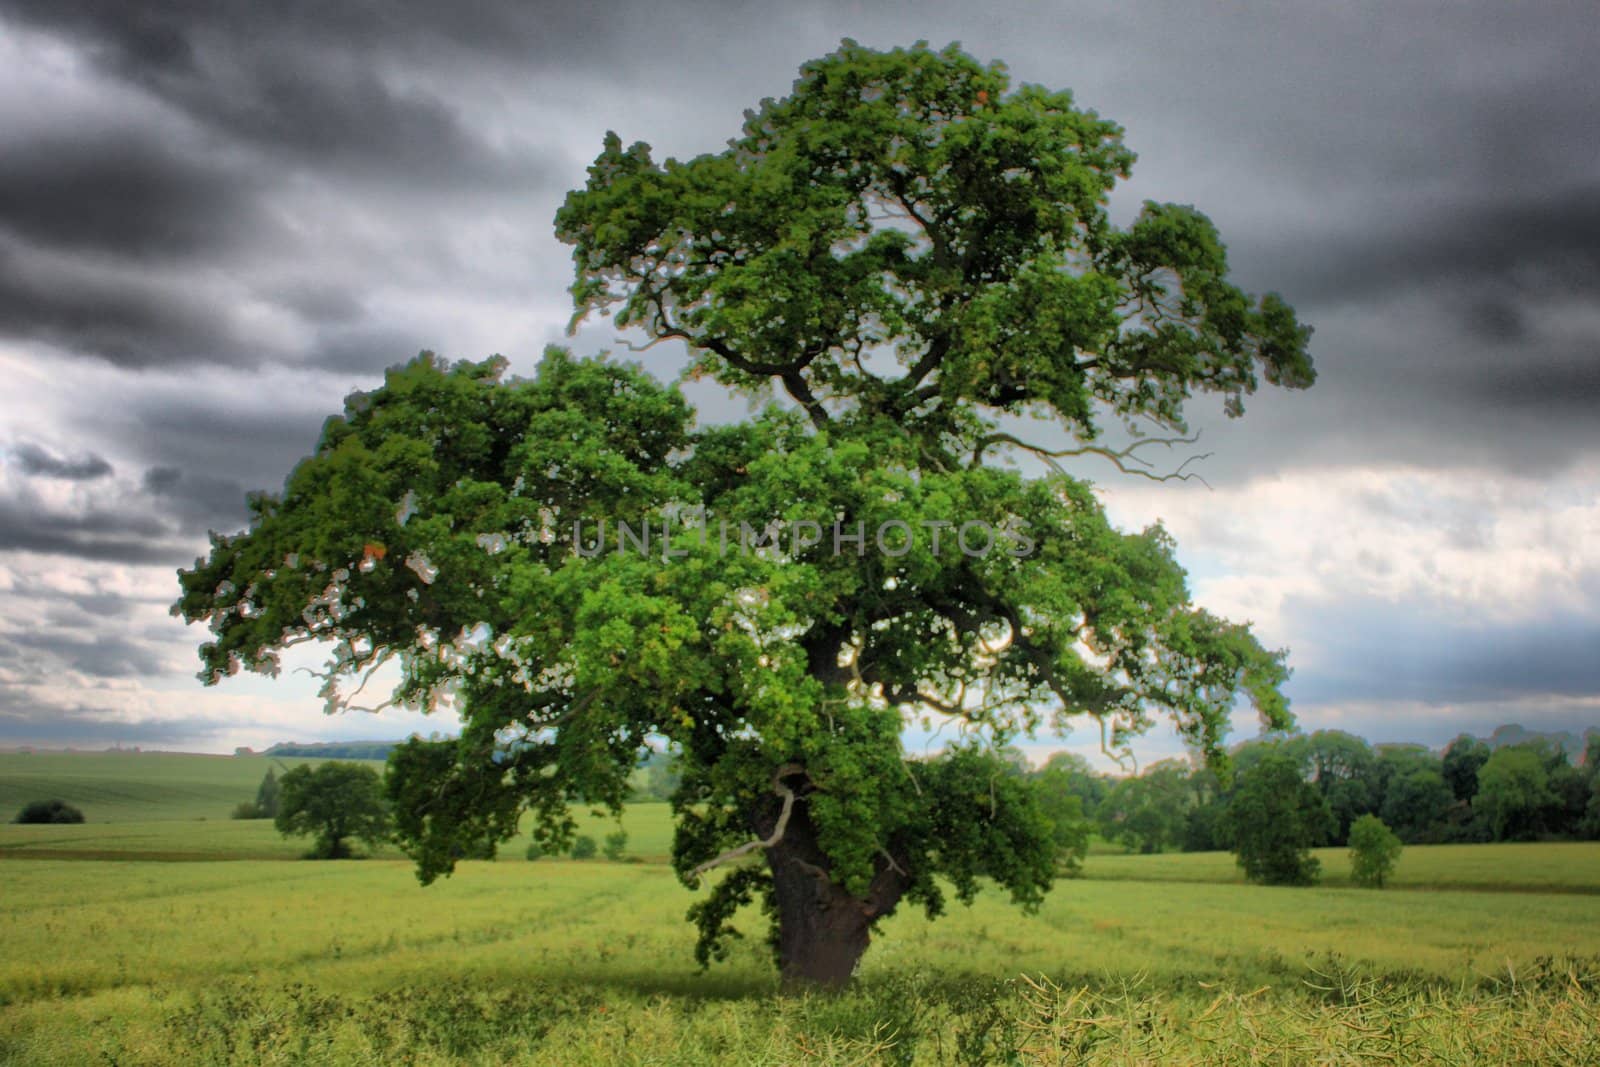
[1283,596,1600,707]
[1258,186,1600,313]
[143,465,251,535]
[8,442,113,480]
[0,130,262,260]
[1,629,165,679]
[1471,347,1600,414]
[0,237,251,368]
[106,399,328,495]
[0,496,188,563]
[0,0,573,373]
[0,0,621,79]
[0,702,229,747]
[36,586,153,622]
[3,0,572,185]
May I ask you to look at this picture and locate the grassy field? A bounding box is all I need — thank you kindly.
[0,751,348,823]
[3,753,1599,1063]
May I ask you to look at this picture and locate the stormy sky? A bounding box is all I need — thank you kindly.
[0,1,1596,763]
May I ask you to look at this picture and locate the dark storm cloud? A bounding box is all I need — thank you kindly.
[1472,348,1600,413]
[1,0,623,83]
[0,496,189,564]
[0,0,576,374]
[1,0,579,183]
[312,327,440,377]
[1258,185,1600,314]
[8,578,154,623]
[1283,596,1600,707]
[109,399,329,495]
[0,130,260,259]
[143,465,251,536]
[8,442,113,480]
[0,237,251,368]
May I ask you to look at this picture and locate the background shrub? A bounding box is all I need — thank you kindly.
[14,799,85,824]
[1349,814,1404,888]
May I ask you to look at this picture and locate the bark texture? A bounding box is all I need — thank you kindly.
[757,775,911,988]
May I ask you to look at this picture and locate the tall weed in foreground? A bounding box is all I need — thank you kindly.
[5,962,1600,1065]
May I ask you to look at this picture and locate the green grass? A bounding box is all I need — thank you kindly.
[4,752,1600,1063]
[0,800,673,863]
[3,856,1599,1064]
[0,751,359,823]
[1087,842,1600,894]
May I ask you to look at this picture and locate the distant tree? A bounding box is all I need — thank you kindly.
[1182,796,1232,852]
[569,835,598,860]
[1475,747,1557,841]
[266,742,399,760]
[1379,768,1454,842]
[1524,739,1591,837]
[230,801,262,820]
[1347,814,1402,888]
[603,829,629,861]
[1582,734,1600,775]
[1229,736,1298,779]
[274,762,390,859]
[1098,761,1189,854]
[1302,730,1379,844]
[525,840,546,861]
[1583,778,1600,841]
[1031,783,1091,875]
[1226,749,1334,885]
[255,768,281,818]
[1441,735,1491,803]
[13,799,85,824]
[1036,752,1110,819]
[1583,739,1600,841]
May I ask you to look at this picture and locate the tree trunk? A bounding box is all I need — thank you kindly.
[757,783,910,989]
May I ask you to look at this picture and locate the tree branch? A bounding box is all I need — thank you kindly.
[689,763,807,880]
[971,430,1213,487]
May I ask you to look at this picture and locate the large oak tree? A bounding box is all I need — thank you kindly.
[175,41,1314,987]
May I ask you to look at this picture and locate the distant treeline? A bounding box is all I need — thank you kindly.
[251,741,681,802]
[1030,725,1600,853]
[260,741,397,760]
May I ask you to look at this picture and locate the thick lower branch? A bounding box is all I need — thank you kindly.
[688,763,806,880]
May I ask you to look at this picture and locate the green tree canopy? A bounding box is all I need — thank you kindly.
[1380,768,1454,843]
[1300,730,1379,844]
[174,41,1311,987]
[1347,813,1402,889]
[1441,734,1490,803]
[1475,746,1559,841]
[1225,748,1333,885]
[274,762,390,859]
[255,767,281,819]
[1097,759,1189,854]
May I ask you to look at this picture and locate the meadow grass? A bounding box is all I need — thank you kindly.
[3,854,1600,1063]
[0,751,357,823]
[4,753,1600,1062]
[1088,841,1600,894]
